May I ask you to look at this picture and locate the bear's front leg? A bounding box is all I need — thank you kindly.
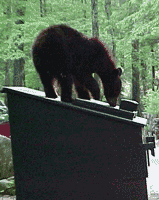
[39,73,58,98]
[60,74,73,102]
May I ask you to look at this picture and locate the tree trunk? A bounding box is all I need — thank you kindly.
[132,39,141,116]
[118,54,124,104]
[81,0,87,19]
[91,0,99,37]
[40,0,46,17]
[91,0,101,99]
[13,2,26,86]
[3,0,12,107]
[105,0,116,57]
[151,48,155,91]
[141,59,147,96]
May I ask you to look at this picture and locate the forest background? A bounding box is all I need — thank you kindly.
[0,0,159,117]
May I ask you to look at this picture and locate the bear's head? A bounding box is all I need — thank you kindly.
[103,68,122,107]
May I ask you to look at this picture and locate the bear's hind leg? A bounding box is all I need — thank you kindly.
[74,75,100,100]
[84,76,100,100]
[73,76,90,100]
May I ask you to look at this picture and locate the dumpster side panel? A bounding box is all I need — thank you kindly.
[6,92,148,199]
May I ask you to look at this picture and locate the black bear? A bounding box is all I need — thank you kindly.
[32,24,122,107]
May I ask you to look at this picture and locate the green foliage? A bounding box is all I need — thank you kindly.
[142,89,159,116]
[0,0,159,112]
[0,176,16,196]
[0,100,9,123]
[0,114,9,123]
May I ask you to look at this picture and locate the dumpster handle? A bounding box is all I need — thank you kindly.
[143,137,155,167]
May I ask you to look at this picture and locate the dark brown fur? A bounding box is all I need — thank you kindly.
[32,24,122,106]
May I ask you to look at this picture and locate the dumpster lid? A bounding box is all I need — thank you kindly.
[1,87,147,127]
[73,98,136,120]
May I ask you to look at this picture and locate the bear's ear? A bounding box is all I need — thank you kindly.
[111,68,122,77]
[117,68,122,76]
